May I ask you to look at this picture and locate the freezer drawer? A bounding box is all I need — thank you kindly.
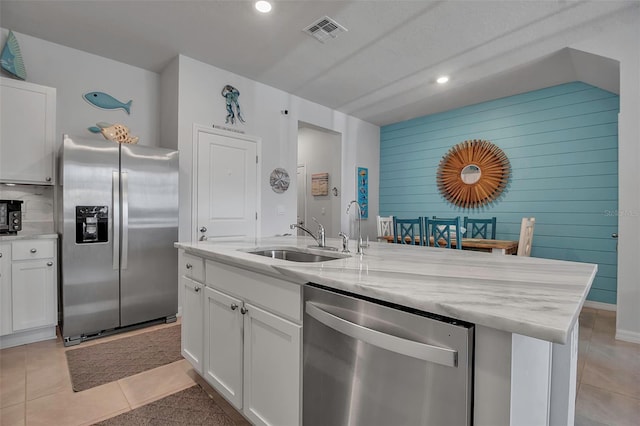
[303,283,474,426]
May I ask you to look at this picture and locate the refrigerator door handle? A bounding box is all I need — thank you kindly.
[112,171,120,270]
[121,171,129,270]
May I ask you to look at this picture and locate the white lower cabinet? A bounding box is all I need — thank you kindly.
[180,254,302,426]
[203,286,243,408]
[203,285,302,426]
[181,276,204,373]
[0,238,58,349]
[242,301,301,426]
[11,259,56,331]
[0,243,12,336]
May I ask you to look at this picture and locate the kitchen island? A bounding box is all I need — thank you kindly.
[176,236,596,426]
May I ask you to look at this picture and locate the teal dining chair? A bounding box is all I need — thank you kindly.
[392,217,424,245]
[426,217,462,249]
[463,217,497,239]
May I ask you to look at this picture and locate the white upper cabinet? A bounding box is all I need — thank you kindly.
[0,78,56,185]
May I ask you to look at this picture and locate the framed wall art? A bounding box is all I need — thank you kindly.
[357,167,368,218]
[436,139,510,209]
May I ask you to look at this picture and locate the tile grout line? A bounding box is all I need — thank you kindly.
[23,347,27,425]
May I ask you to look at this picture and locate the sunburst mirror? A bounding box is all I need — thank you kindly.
[437,139,510,208]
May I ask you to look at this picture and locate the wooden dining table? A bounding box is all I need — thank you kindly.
[381,235,519,255]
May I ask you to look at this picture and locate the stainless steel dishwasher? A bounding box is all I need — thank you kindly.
[303,284,474,426]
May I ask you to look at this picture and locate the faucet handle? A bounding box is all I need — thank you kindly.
[312,217,326,247]
[338,232,350,253]
[311,217,324,231]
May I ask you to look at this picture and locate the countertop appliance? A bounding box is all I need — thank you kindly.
[0,199,23,234]
[303,283,474,425]
[59,136,179,346]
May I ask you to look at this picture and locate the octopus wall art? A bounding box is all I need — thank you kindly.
[221,85,245,124]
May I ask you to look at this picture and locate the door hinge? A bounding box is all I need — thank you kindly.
[256,212,258,220]
[256,155,258,164]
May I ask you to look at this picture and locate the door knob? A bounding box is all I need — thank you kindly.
[200,227,207,233]
[611,233,618,238]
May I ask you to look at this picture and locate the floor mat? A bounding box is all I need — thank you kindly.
[93,385,236,426]
[66,324,182,392]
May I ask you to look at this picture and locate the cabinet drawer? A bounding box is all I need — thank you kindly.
[182,252,205,282]
[205,260,301,323]
[12,240,55,260]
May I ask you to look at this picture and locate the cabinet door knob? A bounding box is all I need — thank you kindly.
[230,303,238,310]
[30,248,37,253]
[0,253,2,258]
[240,306,248,315]
[194,286,201,293]
[47,262,53,266]
[185,263,192,269]
[46,176,52,182]
[612,233,618,239]
[200,227,207,233]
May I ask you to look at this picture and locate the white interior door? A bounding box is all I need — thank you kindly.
[196,130,258,241]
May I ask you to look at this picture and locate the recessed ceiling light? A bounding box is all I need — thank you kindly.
[255,1,272,13]
[436,76,450,84]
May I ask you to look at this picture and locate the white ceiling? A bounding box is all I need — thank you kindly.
[0,1,635,126]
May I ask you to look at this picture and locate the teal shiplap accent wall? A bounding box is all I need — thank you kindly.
[380,82,619,304]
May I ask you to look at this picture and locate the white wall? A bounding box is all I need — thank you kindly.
[0,29,160,149]
[298,127,341,238]
[569,9,640,342]
[169,55,380,243]
[159,56,179,150]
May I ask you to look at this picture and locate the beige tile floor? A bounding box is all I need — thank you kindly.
[575,308,640,426]
[0,321,248,426]
[1,308,638,425]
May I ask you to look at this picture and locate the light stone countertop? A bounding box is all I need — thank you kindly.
[0,233,58,241]
[175,236,597,344]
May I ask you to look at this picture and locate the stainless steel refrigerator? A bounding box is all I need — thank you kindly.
[59,135,179,346]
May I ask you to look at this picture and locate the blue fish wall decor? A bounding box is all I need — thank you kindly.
[83,91,132,114]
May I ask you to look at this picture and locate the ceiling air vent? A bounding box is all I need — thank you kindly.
[303,16,347,43]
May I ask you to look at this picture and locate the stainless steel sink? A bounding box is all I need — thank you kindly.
[247,247,345,262]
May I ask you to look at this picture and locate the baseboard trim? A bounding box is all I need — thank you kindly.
[615,329,640,344]
[0,326,56,349]
[583,301,616,311]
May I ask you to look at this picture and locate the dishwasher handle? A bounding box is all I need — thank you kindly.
[305,301,458,368]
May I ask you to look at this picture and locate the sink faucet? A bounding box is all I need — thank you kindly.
[290,217,326,247]
[347,200,364,254]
